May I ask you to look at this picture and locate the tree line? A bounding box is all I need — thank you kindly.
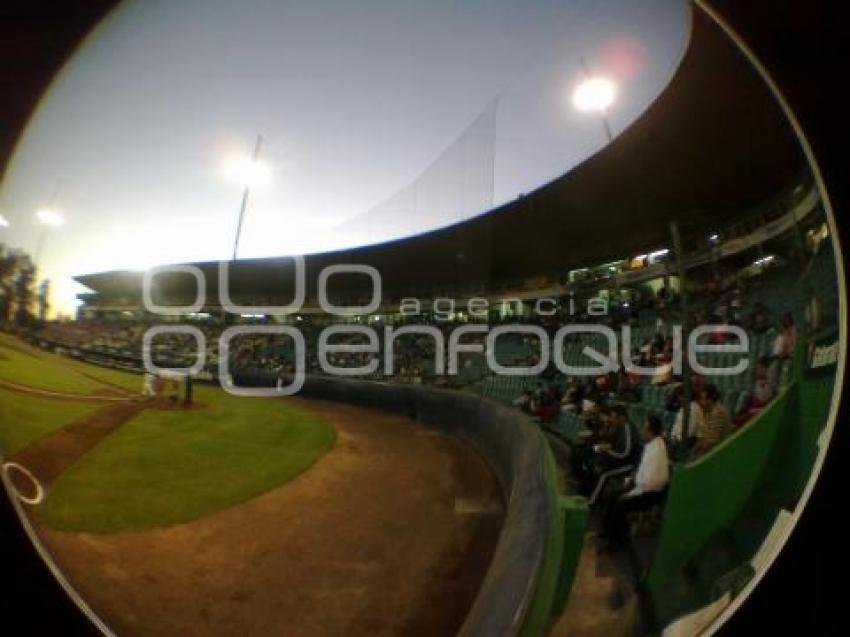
[0,244,49,326]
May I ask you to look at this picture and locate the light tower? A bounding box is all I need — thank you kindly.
[225,134,270,261]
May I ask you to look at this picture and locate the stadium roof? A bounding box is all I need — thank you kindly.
[77,10,806,303]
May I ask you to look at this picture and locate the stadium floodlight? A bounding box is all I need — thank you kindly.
[572,76,617,113]
[34,208,64,264]
[572,60,617,143]
[36,208,64,227]
[0,214,9,228]
[222,154,271,188]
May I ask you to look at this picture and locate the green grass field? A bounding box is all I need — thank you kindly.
[0,387,104,456]
[0,333,336,533]
[0,336,112,394]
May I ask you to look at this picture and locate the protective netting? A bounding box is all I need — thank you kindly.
[331,98,498,248]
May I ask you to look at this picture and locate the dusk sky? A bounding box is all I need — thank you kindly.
[0,0,690,315]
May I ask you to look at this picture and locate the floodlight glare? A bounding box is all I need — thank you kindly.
[572,76,617,113]
[36,208,64,227]
[222,155,271,187]
[0,214,9,228]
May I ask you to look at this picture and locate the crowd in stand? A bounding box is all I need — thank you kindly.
[501,269,799,552]
[35,265,796,409]
[34,316,490,385]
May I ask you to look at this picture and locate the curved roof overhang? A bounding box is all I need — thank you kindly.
[76,10,805,305]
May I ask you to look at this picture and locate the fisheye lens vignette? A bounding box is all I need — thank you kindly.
[0,1,845,636]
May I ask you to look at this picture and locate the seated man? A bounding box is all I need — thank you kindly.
[580,405,640,504]
[668,385,704,459]
[560,381,582,412]
[600,415,670,549]
[531,384,561,422]
[693,384,732,456]
[614,368,639,402]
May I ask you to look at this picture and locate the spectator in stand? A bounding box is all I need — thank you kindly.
[691,373,707,398]
[693,384,732,456]
[773,312,798,359]
[600,414,669,551]
[635,344,653,371]
[594,373,611,397]
[733,356,777,426]
[748,302,770,335]
[729,287,744,325]
[651,329,666,355]
[614,368,639,402]
[583,405,640,504]
[583,376,605,410]
[708,313,731,345]
[803,287,821,334]
[532,384,560,422]
[656,285,671,313]
[512,389,533,413]
[650,359,673,386]
[527,382,545,411]
[560,381,583,413]
[604,370,618,398]
[626,347,642,379]
[668,384,704,458]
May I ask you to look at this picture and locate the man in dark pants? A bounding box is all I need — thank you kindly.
[601,414,670,548]
[184,373,193,406]
[584,405,641,504]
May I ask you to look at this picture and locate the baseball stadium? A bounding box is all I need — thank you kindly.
[0,2,846,637]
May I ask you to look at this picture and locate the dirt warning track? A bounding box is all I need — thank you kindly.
[35,397,504,637]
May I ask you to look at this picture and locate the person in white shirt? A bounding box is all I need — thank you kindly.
[601,415,670,548]
[625,420,669,497]
[670,399,703,442]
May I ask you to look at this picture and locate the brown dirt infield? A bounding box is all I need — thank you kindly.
[33,397,504,636]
